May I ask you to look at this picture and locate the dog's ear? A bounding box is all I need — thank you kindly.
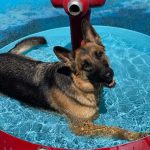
[81,19,102,45]
[53,46,73,62]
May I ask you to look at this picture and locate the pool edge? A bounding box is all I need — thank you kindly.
[0,130,150,150]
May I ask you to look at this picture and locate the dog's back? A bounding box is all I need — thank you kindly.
[0,53,41,82]
[0,53,51,109]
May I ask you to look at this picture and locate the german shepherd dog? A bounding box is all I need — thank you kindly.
[0,20,149,140]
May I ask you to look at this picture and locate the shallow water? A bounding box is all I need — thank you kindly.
[0,27,150,149]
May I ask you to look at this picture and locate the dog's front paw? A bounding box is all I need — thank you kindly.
[124,131,150,141]
[139,132,150,139]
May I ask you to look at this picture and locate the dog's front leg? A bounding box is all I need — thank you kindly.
[70,121,149,140]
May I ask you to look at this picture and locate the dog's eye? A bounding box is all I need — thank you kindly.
[94,51,103,59]
[81,60,92,72]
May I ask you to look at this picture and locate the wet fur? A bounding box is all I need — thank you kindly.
[0,21,149,140]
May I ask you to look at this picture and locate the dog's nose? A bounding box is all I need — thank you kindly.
[104,68,114,83]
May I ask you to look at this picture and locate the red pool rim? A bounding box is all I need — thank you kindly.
[0,130,150,150]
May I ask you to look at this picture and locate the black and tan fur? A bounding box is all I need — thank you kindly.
[0,20,149,140]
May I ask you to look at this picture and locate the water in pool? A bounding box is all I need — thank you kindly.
[0,26,150,148]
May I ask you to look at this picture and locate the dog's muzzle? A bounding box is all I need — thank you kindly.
[102,68,116,88]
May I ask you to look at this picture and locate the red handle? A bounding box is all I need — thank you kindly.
[51,0,63,7]
[51,0,106,50]
[90,0,106,7]
[51,0,106,7]
[51,0,106,15]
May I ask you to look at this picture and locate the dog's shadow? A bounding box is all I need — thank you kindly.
[99,90,107,114]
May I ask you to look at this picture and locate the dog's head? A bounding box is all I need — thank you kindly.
[54,20,115,88]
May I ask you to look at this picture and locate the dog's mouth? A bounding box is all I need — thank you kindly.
[103,79,116,88]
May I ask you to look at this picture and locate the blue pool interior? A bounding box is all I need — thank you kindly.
[0,26,150,149]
